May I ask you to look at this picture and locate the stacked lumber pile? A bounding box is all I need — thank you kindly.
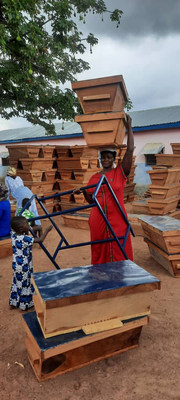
[6,145,59,216]
[139,215,180,277]
[132,143,180,216]
[22,260,160,381]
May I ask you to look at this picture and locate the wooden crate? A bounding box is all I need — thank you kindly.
[138,215,180,254]
[55,146,72,158]
[60,202,90,214]
[19,158,56,171]
[155,154,180,167]
[171,143,180,154]
[132,200,150,215]
[0,237,12,258]
[63,213,89,230]
[73,169,100,183]
[41,170,56,182]
[24,181,54,194]
[72,75,128,114]
[57,158,89,170]
[147,168,180,185]
[57,169,73,180]
[39,146,56,158]
[144,238,180,277]
[22,311,148,382]
[17,170,43,182]
[147,196,180,215]
[148,184,180,200]
[31,261,160,338]
[75,112,126,148]
[6,145,41,159]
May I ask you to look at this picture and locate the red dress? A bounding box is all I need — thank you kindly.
[87,164,133,265]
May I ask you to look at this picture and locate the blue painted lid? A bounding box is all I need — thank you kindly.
[32,260,160,302]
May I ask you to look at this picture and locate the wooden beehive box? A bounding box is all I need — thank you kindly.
[6,145,41,159]
[148,184,180,200]
[138,215,180,254]
[75,112,126,148]
[56,146,72,158]
[16,170,43,182]
[171,143,180,154]
[41,170,56,182]
[132,200,150,215]
[32,260,160,338]
[144,238,180,277]
[147,168,180,186]
[72,75,128,114]
[57,158,89,170]
[147,196,180,215]
[73,169,100,183]
[24,181,54,194]
[19,158,56,171]
[39,146,56,158]
[63,213,89,230]
[156,154,180,167]
[22,311,148,382]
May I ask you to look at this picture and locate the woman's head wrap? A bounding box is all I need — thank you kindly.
[0,184,8,199]
[7,166,16,176]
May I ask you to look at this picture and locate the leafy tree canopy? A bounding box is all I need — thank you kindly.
[0,0,123,134]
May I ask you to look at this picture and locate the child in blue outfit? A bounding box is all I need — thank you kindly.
[9,216,52,311]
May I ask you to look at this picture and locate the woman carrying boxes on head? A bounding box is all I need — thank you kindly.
[74,114,134,265]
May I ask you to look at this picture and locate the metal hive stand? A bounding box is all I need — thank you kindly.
[21,175,135,269]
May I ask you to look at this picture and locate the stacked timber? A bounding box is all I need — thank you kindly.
[22,260,160,381]
[6,144,59,216]
[139,215,180,277]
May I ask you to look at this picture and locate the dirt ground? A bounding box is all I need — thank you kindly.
[0,211,180,400]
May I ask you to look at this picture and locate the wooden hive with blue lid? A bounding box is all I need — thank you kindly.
[31,260,160,338]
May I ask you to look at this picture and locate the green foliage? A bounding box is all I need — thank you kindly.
[0,0,123,135]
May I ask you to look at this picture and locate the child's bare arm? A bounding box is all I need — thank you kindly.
[32,225,42,238]
[34,225,52,243]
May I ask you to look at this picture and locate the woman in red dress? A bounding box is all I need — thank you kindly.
[75,115,134,265]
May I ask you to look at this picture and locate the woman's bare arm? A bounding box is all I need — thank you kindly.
[121,114,134,177]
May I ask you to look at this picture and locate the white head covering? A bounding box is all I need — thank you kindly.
[98,148,117,168]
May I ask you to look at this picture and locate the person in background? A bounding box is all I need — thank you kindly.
[5,166,41,225]
[17,197,36,226]
[0,184,11,238]
[74,114,134,265]
[9,216,52,311]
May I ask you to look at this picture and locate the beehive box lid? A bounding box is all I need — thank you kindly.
[32,260,160,305]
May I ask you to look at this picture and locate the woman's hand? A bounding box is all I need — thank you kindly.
[73,187,83,195]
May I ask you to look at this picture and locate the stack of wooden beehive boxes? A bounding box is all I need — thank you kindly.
[6,144,59,216]
[22,259,160,381]
[132,143,180,216]
[138,215,180,277]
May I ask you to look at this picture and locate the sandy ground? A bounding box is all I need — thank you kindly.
[0,213,180,400]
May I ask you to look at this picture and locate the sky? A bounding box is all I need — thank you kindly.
[1,0,180,131]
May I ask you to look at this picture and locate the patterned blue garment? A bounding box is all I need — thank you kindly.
[9,232,35,310]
